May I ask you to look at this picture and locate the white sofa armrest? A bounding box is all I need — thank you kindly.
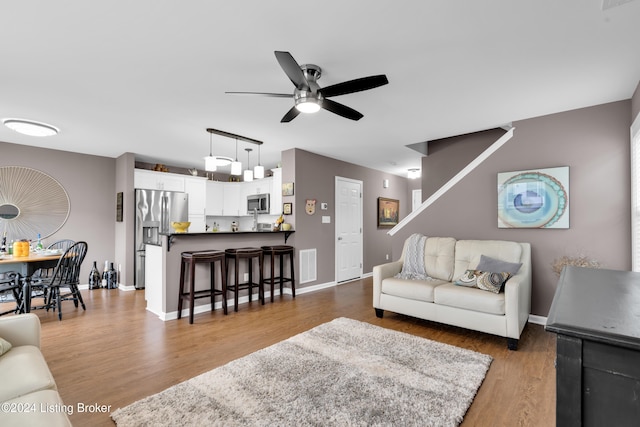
[373,261,403,307]
[504,243,532,340]
[0,313,41,348]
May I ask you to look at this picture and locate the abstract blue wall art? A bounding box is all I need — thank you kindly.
[497,166,569,229]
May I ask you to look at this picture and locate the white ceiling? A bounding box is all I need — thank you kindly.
[1,1,639,177]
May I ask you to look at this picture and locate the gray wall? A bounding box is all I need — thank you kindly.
[284,148,411,287]
[0,141,116,282]
[632,81,640,122]
[395,100,632,316]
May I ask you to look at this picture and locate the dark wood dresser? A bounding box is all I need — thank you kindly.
[545,266,640,427]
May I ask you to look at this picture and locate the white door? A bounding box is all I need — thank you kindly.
[335,177,363,282]
[412,189,422,212]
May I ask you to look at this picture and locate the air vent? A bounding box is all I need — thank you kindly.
[299,249,317,284]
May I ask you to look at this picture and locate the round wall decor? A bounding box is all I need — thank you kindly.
[0,166,70,241]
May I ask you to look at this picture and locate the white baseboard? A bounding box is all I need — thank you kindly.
[528,314,547,326]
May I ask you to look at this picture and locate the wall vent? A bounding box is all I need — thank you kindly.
[299,249,317,284]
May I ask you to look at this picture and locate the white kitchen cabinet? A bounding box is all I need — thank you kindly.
[223,183,242,216]
[270,168,282,215]
[205,181,225,216]
[134,169,185,192]
[184,177,207,232]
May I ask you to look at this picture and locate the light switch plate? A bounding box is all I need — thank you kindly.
[322,216,331,223]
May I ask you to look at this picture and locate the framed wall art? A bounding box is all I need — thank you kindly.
[377,197,399,227]
[282,182,294,196]
[497,166,569,229]
[283,202,292,215]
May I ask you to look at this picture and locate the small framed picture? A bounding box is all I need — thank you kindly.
[283,202,292,215]
[116,192,124,222]
[377,197,399,227]
[282,182,294,196]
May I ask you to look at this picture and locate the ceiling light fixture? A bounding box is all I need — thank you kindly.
[3,118,59,137]
[244,148,254,182]
[231,138,242,176]
[408,168,421,179]
[295,98,322,114]
[254,144,264,179]
[204,128,233,172]
[204,130,216,172]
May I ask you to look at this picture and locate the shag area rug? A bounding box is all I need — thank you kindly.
[111,317,492,427]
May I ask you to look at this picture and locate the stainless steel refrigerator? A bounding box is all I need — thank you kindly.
[134,189,189,289]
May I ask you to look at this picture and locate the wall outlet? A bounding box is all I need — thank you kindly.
[385,254,389,260]
[244,273,249,282]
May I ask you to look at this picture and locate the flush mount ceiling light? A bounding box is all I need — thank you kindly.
[204,128,233,172]
[408,168,421,179]
[3,118,59,137]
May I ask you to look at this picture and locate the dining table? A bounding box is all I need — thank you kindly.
[0,251,63,312]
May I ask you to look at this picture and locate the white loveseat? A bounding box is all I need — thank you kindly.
[373,237,531,350]
[0,313,72,426]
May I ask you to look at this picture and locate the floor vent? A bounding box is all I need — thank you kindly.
[299,249,317,284]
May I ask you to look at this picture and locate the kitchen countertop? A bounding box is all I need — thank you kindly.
[161,229,294,250]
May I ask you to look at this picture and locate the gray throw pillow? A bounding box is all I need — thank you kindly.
[477,255,522,275]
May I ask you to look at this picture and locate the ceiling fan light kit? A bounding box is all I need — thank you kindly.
[3,118,59,137]
[226,51,388,123]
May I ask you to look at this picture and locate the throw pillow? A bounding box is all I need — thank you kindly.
[0,337,12,356]
[477,255,522,275]
[476,271,512,293]
[454,269,481,287]
[454,269,512,293]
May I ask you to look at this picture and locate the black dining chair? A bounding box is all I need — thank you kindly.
[33,241,88,320]
[0,271,23,316]
[30,239,77,304]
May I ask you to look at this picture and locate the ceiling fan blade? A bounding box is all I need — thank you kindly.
[225,91,291,98]
[281,106,301,123]
[319,75,389,98]
[321,99,364,121]
[275,51,309,91]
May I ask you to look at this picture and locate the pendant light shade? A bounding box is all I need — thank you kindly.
[254,144,264,179]
[244,148,254,182]
[231,138,242,176]
[204,131,217,172]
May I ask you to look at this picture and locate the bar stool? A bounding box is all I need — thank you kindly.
[178,250,227,324]
[261,245,296,302]
[225,247,264,312]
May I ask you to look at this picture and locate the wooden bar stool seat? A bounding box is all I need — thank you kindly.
[178,250,227,324]
[261,245,295,302]
[225,247,264,312]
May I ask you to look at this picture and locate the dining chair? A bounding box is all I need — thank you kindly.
[0,271,23,316]
[30,239,77,304]
[35,241,88,320]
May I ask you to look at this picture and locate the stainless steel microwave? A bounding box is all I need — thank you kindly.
[247,193,270,214]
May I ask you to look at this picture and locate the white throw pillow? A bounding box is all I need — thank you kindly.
[0,336,12,356]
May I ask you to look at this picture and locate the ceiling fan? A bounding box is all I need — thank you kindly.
[226,51,389,123]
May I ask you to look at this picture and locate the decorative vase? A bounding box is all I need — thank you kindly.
[88,261,101,290]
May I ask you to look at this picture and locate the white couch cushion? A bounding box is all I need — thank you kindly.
[434,283,506,315]
[0,389,72,427]
[382,277,449,302]
[453,240,523,281]
[423,237,456,281]
[0,346,57,402]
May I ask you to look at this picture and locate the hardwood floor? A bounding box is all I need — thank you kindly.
[9,277,556,426]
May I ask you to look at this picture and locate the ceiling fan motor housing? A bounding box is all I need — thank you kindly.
[295,64,323,111]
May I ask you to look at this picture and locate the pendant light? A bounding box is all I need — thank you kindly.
[204,130,217,172]
[244,148,254,182]
[230,138,242,176]
[254,143,265,179]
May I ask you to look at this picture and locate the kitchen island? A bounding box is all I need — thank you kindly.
[145,230,294,320]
